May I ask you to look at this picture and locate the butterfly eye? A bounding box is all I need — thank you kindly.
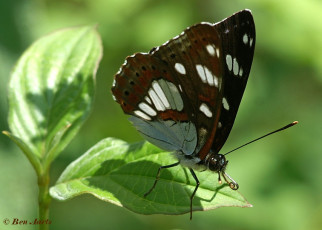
[208,155,220,172]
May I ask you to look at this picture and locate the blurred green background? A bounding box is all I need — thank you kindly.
[1,0,321,229]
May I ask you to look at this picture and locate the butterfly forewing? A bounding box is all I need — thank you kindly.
[211,10,256,153]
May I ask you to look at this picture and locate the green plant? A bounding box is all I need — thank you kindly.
[3,25,102,230]
[3,25,250,229]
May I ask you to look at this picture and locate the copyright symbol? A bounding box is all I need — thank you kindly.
[3,218,10,225]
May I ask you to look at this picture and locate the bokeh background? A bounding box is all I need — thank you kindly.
[1,0,321,229]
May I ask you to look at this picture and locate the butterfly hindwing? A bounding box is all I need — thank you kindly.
[112,53,199,154]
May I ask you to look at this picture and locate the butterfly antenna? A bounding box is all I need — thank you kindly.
[223,121,298,156]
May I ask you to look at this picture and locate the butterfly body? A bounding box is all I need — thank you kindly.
[112,9,255,218]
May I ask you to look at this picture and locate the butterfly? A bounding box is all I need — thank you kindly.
[111,9,255,219]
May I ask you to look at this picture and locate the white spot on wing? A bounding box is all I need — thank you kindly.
[152,81,170,108]
[149,88,165,111]
[158,79,176,110]
[199,103,213,118]
[222,97,230,110]
[206,44,215,56]
[138,102,156,116]
[174,63,186,75]
[196,65,206,83]
[233,57,239,76]
[214,76,218,87]
[239,67,243,77]
[243,34,248,44]
[205,67,214,85]
[196,65,218,87]
[250,38,253,47]
[134,110,151,120]
[226,54,232,71]
[145,96,152,104]
[218,122,222,128]
[216,48,220,57]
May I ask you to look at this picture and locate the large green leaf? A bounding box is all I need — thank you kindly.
[7,25,102,165]
[50,138,251,215]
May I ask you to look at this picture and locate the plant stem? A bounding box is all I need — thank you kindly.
[38,168,51,230]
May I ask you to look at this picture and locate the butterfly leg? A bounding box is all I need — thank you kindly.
[144,161,180,197]
[189,169,200,220]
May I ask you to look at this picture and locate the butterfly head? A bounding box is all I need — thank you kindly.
[206,153,227,172]
[205,152,239,190]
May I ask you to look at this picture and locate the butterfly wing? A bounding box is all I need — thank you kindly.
[211,10,256,153]
[112,53,199,154]
[112,23,224,157]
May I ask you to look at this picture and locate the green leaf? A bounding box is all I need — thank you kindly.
[7,25,102,163]
[2,131,42,175]
[50,138,251,215]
